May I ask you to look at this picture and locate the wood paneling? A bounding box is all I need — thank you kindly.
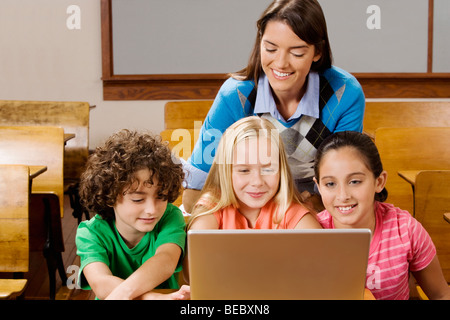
[102,73,450,100]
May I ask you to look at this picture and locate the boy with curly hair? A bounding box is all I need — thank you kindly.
[76,129,189,300]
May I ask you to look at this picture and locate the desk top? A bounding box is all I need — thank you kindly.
[398,170,419,186]
[0,279,28,299]
[29,165,47,180]
[444,213,450,224]
[64,133,75,143]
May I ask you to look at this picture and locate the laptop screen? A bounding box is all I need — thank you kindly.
[188,229,371,300]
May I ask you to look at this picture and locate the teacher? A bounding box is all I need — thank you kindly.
[182,0,365,213]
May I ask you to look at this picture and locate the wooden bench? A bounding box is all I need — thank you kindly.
[0,100,92,222]
[0,165,29,300]
[164,100,450,132]
[164,100,213,130]
[162,101,213,207]
[0,126,67,299]
[0,126,65,215]
[414,170,450,282]
[0,100,91,181]
[363,100,450,139]
[161,101,211,158]
[164,100,450,133]
[444,213,450,224]
[160,128,198,161]
[162,100,450,211]
[374,127,450,215]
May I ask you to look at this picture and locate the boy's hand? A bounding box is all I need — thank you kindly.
[170,285,191,300]
[136,285,191,300]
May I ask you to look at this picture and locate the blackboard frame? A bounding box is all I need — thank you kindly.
[101,0,450,100]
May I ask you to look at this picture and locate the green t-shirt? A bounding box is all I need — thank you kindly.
[75,203,186,292]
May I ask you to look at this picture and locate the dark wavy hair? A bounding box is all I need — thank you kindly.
[232,0,333,82]
[314,131,388,202]
[79,129,184,220]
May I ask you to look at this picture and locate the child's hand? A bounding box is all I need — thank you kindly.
[136,285,191,300]
[169,285,191,300]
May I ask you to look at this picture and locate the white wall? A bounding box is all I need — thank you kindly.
[2,1,448,150]
[0,0,167,148]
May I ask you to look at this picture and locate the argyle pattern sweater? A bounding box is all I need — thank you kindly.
[185,66,365,190]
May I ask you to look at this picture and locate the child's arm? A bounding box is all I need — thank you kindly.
[136,285,190,300]
[294,213,322,229]
[412,255,450,300]
[83,243,182,300]
[106,243,182,300]
[82,261,124,300]
[189,213,219,230]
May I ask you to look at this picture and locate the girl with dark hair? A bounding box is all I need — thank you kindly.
[314,131,450,300]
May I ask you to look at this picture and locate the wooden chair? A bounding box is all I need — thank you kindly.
[414,170,450,282]
[160,129,198,161]
[0,100,91,222]
[444,213,450,224]
[374,127,450,214]
[164,100,213,130]
[0,165,29,299]
[363,101,450,139]
[0,126,65,215]
[0,126,67,299]
[0,100,90,180]
[162,101,213,207]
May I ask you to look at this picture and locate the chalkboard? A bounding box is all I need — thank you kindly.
[111,0,436,75]
[103,0,450,100]
[112,0,272,75]
[321,0,428,73]
[433,0,450,72]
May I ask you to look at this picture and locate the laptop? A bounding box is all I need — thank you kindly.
[187,229,371,300]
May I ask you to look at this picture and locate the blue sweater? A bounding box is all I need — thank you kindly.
[184,66,365,191]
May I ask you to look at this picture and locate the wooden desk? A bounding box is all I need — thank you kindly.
[364,288,376,300]
[398,170,419,215]
[0,125,65,215]
[0,165,29,300]
[444,213,450,224]
[397,170,419,187]
[0,279,28,300]
[28,165,47,193]
[399,170,450,281]
[64,133,75,144]
[376,127,450,215]
[0,100,90,182]
[29,165,47,180]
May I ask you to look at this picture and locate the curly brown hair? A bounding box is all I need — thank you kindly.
[79,129,184,220]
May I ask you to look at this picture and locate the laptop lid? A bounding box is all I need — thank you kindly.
[188,229,371,300]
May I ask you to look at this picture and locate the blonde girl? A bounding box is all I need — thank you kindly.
[187,116,320,230]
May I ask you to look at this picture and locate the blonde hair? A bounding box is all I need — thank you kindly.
[188,116,302,229]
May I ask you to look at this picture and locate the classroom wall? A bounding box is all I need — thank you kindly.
[0,0,167,148]
[1,1,448,149]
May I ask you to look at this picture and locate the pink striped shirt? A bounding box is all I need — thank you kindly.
[317,202,436,300]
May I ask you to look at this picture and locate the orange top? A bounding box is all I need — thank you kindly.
[213,201,309,229]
